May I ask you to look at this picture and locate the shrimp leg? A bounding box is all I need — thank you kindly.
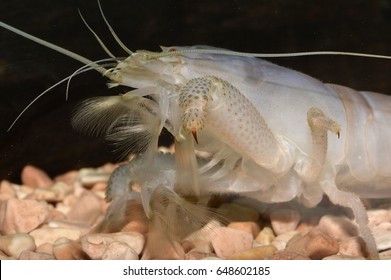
[179,75,291,173]
[298,107,340,183]
[320,178,379,259]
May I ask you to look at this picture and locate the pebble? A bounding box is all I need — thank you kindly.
[367,209,391,226]
[265,250,310,260]
[285,227,339,259]
[21,165,53,188]
[28,182,72,202]
[373,221,391,231]
[36,242,54,255]
[338,236,365,257]
[270,209,301,235]
[185,220,222,253]
[15,185,34,200]
[185,251,218,260]
[373,228,391,251]
[379,249,391,258]
[0,180,17,201]
[217,203,260,222]
[19,251,55,260]
[47,209,67,222]
[255,227,275,245]
[81,232,145,260]
[66,190,104,225]
[30,227,82,247]
[296,215,320,233]
[210,227,253,258]
[318,215,358,241]
[227,245,277,260]
[102,242,139,260]
[323,255,366,260]
[47,220,91,235]
[53,237,85,260]
[271,231,301,251]
[228,221,261,238]
[0,198,51,234]
[76,168,110,187]
[0,250,14,260]
[0,233,36,258]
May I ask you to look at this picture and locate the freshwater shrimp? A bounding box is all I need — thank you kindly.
[2,10,391,259]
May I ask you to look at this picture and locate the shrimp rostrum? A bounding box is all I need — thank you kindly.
[2,19,391,259]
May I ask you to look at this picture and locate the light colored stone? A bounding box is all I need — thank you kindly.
[227,245,277,260]
[296,215,319,234]
[217,203,260,222]
[21,165,53,188]
[373,228,391,251]
[270,208,301,235]
[323,255,366,260]
[338,236,365,257]
[184,220,222,254]
[53,237,85,260]
[76,168,110,187]
[80,235,107,260]
[29,227,82,247]
[185,251,218,260]
[210,227,253,258]
[102,241,139,260]
[0,180,17,201]
[271,231,300,251]
[0,250,15,260]
[15,186,34,200]
[265,250,310,260]
[367,209,391,226]
[255,227,275,245]
[28,182,72,202]
[285,227,339,259]
[91,182,108,191]
[48,220,91,235]
[228,221,260,238]
[36,242,53,255]
[373,222,391,231]
[318,215,358,241]
[0,198,51,234]
[0,233,36,258]
[81,232,145,260]
[47,210,67,222]
[19,250,55,260]
[66,190,103,225]
[380,249,391,258]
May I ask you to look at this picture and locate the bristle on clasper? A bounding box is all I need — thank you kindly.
[142,185,227,259]
[71,93,162,158]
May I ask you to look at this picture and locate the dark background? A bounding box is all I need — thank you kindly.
[1,0,391,182]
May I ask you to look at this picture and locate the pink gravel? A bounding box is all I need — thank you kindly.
[0,164,390,260]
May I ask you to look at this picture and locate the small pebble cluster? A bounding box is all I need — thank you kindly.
[0,164,391,260]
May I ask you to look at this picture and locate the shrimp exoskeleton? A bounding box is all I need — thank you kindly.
[2,12,391,259]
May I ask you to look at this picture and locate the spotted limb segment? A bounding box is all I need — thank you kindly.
[178,76,291,173]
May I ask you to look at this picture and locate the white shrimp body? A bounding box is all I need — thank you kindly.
[104,47,391,259]
[109,46,390,205]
